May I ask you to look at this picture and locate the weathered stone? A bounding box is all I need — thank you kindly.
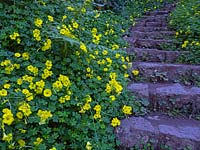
[132,39,173,49]
[131,62,200,85]
[127,82,149,98]
[116,113,200,150]
[128,83,200,113]
[127,48,183,63]
[146,10,171,16]
[131,31,174,39]
[134,21,168,28]
[132,26,169,32]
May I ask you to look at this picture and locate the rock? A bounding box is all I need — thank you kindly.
[116,113,200,150]
[131,62,200,85]
[128,83,200,113]
[127,48,184,63]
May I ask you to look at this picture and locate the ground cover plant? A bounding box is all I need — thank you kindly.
[0,0,175,149]
[169,0,200,64]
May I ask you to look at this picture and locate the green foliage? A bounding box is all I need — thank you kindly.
[0,0,174,149]
[0,0,136,149]
[169,0,200,64]
[121,0,175,19]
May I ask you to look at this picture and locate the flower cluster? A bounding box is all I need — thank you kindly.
[2,108,14,125]
[122,105,132,115]
[33,29,41,41]
[37,109,53,124]
[0,0,163,149]
[105,72,123,95]
[111,117,120,127]
[93,104,101,120]
[34,18,43,28]
[79,95,92,113]
[59,24,75,38]
[91,28,102,44]
[9,32,21,44]
[41,38,52,51]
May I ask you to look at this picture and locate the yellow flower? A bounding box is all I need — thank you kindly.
[86,67,91,72]
[175,31,179,36]
[93,113,101,119]
[50,147,56,150]
[83,103,91,111]
[19,129,27,133]
[81,8,86,13]
[18,139,26,147]
[2,108,14,125]
[124,73,129,78]
[59,94,71,104]
[42,39,52,51]
[182,40,189,48]
[48,15,54,22]
[112,44,119,50]
[102,50,108,55]
[72,22,79,29]
[122,105,132,115]
[14,53,21,57]
[59,97,65,103]
[42,69,53,79]
[37,109,52,124]
[121,56,125,62]
[45,60,53,69]
[16,112,23,119]
[67,6,74,11]
[58,74,71,87]
[104,68,108,72]
[109,95,116,102]
[13,63,20,69]
[65,95,70,101]
[132,70,139,76]
[9,32,20,40]
[17,38,21,44]
[17,78,23,85]
[52,80,63,91]
[0,89,8,96]
[34,137,43,145]
[2,133,12,143]
[43,89,52,97]
[93,104,101,112]
[62,15,67,22]
[86,141,92,150]
[122,64,127,69]
[34,18,43,28]
[80,42,87,53]
[115,53,120,58]
[111,117,120,127]
[59,26,75,38]
[33,29,41,41]
[18,102,32,117]
[97,76,102,80]
[22,52,29,60]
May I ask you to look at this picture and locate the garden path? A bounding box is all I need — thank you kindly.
[116,3,200,150]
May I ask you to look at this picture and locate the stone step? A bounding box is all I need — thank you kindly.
[127,82,200,113]
[131,31,174,39]
[145,10,171,16]
[127,48,187,63]
[131,39,173,49]
[116,113,200,150]
[135,15,168,22]
[132,27,169,32]
[135,21,168,28]
[131,62,200,85]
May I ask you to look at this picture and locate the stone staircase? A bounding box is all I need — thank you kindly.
[116,3,200,150]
